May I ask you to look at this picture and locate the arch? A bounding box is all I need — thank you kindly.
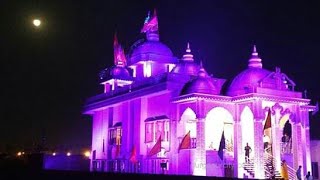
[205,107,234,152]
[240,106,255,161]
[179,107,197,138]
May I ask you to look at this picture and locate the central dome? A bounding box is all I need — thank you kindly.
[130,32,174,64]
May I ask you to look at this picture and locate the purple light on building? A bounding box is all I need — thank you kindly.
[83,9,316,179]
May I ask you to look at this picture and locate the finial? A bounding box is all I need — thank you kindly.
[186,42,191,53]
[181,42,194,61]
[248,44,262,68]
[198,60,208,78]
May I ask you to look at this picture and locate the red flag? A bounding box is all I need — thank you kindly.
[264,108,272,130]
[178,131,191,152]
[129,145,137,163]
[141,9,158,33]
[115,144,120,158]
[113,33,127,66]
[148,136,161,157]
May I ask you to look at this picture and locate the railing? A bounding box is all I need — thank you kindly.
[86,73,169,104]
[264,151,296,180]
[280,142,292,154]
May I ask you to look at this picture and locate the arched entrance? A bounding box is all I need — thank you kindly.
[205,107,234,157]
[240,106,255,163]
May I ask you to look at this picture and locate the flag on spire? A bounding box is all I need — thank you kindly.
[264,108,272,131]
[113,33,127,66]
[129,145,137,163]
[141,9,158,33]
[178,131,191,152]
[218,131,226,160]
[148,136,161,157]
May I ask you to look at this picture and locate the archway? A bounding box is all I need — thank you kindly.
[279,114,292,154]
[240,106,255,162]
[205,107,234,155]
[179,108,197,138]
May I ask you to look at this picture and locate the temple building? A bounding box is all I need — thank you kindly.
[83,10,317,179]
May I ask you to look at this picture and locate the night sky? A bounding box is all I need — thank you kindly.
[1,1,320,152]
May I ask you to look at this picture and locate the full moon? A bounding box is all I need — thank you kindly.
[33,19,41,27]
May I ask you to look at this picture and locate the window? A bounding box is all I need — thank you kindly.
[145,122,154,143]
[109,127,122,145]
[145,118,170,143]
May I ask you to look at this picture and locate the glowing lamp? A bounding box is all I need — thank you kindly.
[17,152,22,156]
[67,152,71,156]
[52,152,56,156]
[84,151,90,157]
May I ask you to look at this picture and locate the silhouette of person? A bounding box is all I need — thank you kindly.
[296,165,302,180]
[244,143,252,163]
[306,171,313,180]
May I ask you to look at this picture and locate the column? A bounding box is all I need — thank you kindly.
[253,118,265,179]
[194,117,206,176]
[233,121,241,178]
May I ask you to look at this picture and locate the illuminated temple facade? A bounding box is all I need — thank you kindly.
[83,11,316,179]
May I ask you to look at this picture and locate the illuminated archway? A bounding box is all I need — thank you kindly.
[240,106,255,161]
[279,113,293,154]
[205,107,234,153]
[180,107,197,138]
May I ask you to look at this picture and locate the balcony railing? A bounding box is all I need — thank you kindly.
[86,73,169,104]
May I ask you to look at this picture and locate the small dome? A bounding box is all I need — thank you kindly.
[180,69,218,95]
[171,61,200,76]
[227,68,271,96]
[109,66,131,79]
[171,43,200,76]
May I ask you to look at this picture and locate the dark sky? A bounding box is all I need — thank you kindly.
[1,1,320,152]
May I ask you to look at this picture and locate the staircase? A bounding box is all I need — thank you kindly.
[264,152,295,179]
[264,153,282,179]
[243,160,255,178]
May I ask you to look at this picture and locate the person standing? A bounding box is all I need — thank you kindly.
[306,171,313,180]
[244,143,252,163]
[296,165,302,180]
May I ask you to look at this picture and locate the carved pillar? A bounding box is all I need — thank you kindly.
[234,121,241,178]
[271,104,282,171]
[253,118,265,179]
[194,117,206,176]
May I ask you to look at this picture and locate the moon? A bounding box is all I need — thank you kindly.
[33,19,41,27]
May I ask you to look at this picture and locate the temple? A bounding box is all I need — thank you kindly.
[83,10,317,179]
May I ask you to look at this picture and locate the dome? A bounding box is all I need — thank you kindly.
[171,61,200,76]
[109,66,131,80]
[227,67,271,96]
[227,45,273,96]
[180,69,218,95]
[130,32,175,64]
[171,43,200,76]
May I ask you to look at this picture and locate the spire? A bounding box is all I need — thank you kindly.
[248,45,263,68]
[198,60,208,78]
[182,42,194,61]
